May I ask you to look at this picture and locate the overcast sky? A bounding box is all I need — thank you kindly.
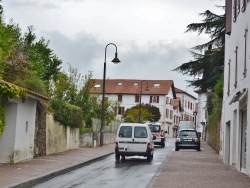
[2,0,225,97]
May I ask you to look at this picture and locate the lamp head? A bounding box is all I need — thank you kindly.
[111,52,121,64]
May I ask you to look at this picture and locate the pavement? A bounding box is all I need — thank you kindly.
[1,140,250,188]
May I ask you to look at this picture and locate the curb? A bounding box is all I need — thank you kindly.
[8,152,114,188]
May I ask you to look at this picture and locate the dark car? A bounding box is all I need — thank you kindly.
[175,129,200,151]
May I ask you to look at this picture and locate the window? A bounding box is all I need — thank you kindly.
[170,110,173,119]
[166,108,169,118]
[135,95,139,102]
[94,84,101,88]
[153,83,160,87]
[170,99,173,105]
[185,100,187,108]
[134,83,138,86]
[118,95,122,102]
[150,96,159,103]
[134,127,147,138]
[118,107,125,115]
[118,126,132,138]
[166,97,169,104]
[118,82,122,86]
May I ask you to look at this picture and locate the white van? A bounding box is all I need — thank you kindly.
[115,123,155,161]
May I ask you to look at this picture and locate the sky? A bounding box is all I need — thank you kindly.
[1,0,225,97]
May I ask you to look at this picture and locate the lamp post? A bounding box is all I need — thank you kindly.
[100,43,121,146]
[138,80,149,123]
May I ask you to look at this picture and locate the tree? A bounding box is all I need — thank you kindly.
[123,104,161,123]
[173,7,225,92]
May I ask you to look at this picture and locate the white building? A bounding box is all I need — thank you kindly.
[90,79,182,138]
[175,88,198,124]
[221,0,249,175]
[194,89,207,135]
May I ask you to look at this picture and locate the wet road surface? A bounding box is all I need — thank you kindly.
[32,139,175,188]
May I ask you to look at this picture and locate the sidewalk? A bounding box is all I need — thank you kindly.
[150,140,250,188]
[0,144,114,188]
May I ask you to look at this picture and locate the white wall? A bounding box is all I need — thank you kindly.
[222,1,250,175]
[0,103,17,163]
[14,98,37,163]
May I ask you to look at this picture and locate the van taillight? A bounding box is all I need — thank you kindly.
[115,141,119,148]
[147,142,151,149]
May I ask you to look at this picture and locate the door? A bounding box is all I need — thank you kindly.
[133,126,148,152]
[240,109,247,171]
[117,125,133,152]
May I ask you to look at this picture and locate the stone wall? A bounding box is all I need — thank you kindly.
[79,119,120,147]
[46,114,79,155]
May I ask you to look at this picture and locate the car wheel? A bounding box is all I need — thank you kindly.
[115,153,120,161]
[161,143,165,148]
[175,146,179,151]
[147,152,152,162]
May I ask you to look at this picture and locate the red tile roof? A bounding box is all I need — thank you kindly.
[175,87,197,100]
[90,79,175,96]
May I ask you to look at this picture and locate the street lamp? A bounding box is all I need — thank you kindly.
[138,80,149,123]
[100,43,121,146]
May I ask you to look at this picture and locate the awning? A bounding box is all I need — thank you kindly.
[229,88,247,105]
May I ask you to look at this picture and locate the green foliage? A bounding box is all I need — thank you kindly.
[0,98,6,135]
[213,74,224,99]
[50,99,83,128]
[173,7,225,91]
[124,104,161,123]
[79,126,93,133]
[207,95,221,153]
[0,81,26,135]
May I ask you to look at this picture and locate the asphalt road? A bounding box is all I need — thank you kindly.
[32,139,175,188]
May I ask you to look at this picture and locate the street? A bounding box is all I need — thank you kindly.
[32,139,175,188]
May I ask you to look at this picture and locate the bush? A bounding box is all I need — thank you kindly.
[50,99,82,128]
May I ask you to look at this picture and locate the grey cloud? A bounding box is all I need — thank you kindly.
[43,31,197,96]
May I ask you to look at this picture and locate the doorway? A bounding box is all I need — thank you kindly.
[240,109,247,171]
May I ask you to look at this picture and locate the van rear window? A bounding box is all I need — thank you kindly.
[134,127,147,138]
[118,126,132,138]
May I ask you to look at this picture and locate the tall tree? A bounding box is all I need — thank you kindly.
[173,7,225,92]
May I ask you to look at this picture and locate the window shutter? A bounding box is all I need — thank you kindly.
[157,96,159,103]
[135,95,139,102]
[118,95,122,102]
[228,60,231,96]
[121,107,125,115]
[150,96,152,103]
[233,0,237,22]
[234,46,238,88]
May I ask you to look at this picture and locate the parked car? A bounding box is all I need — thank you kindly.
[175,129,200,151]
[115,123,155,161]
[147,122,166,147]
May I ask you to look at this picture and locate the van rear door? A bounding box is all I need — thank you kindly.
[117,125,133,152]
[132,126,148,152]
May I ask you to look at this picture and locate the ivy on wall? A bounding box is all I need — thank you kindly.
[0,82,26,135]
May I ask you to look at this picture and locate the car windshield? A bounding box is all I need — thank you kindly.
[179,131,197,137]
